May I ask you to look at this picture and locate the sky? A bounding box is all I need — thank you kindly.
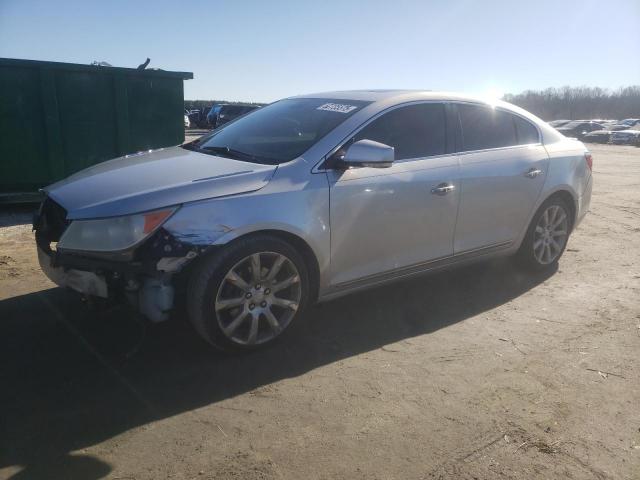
[1,0,639,102]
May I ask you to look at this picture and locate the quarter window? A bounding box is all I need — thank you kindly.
[458,104,517,151]
[354,103,446,160]
[514,116,539,144]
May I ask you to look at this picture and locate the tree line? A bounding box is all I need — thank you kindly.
[503,86,640,121]
[185,87,640,122]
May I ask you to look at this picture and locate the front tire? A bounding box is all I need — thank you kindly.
[187,235,310,351]
[517,197,572,271]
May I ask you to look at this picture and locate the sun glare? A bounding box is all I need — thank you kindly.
[485,87,505,100]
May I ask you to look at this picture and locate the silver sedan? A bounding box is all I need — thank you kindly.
[35,90,593,351]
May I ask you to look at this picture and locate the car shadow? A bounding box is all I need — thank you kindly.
[0,257,556,479]
[0,205,35,227]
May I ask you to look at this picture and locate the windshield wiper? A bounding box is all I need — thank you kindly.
[200,145,259,161]
[182,142,276,164]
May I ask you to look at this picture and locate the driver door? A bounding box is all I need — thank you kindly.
[326,103,461,287]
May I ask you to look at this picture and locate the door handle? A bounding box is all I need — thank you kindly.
[431,183,456,195]
[525,168,543,178]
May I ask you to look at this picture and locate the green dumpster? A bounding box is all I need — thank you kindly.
[0,57,193,202]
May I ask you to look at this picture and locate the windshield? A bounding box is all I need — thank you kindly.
[187,98,371,164]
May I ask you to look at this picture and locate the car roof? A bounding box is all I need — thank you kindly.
[286,89,566,148]
[289,90,556,126]
[291,89,509,104]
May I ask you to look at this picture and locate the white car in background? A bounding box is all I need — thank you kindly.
[611,129,640,145]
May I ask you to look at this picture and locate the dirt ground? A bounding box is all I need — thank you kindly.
[1,143,639,480]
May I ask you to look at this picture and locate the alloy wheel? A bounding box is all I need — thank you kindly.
[214,252,301,346]
[533,205,568,265]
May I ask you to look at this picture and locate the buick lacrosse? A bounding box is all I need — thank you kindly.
[35,90,592,350]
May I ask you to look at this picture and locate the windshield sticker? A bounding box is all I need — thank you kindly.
[316,103,359,114]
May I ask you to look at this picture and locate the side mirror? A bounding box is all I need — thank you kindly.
[341,139,394,168]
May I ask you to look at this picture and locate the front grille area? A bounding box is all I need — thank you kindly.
[36,197,69,244]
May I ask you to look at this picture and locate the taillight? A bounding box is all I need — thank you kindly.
[585,153,593,171]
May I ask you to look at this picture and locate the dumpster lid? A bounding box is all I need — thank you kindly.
[0,57,193,80]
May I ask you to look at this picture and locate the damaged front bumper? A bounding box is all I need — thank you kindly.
[36,242,186,322]
[33,197,213,322]
[35,217,206,324]
[37,246,109,298]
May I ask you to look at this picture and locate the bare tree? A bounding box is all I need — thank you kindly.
[503,86,640,120]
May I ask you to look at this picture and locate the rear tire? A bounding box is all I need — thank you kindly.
[187,234,310,352]
[516,197,572,271]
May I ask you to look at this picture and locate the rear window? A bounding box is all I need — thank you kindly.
[458,104,517,151]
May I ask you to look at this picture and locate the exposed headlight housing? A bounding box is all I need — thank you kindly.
[57,207,177,252]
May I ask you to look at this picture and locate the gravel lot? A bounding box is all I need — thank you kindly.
[1,144,638,480]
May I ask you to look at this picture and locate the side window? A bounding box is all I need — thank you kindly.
[355,103,446,160]
[457,104,517,151]
[514,116,539,144]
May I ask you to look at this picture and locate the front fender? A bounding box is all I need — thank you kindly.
[161,171,331,290]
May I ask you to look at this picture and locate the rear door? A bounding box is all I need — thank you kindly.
[327,102,461,286]
[453,103,548,253]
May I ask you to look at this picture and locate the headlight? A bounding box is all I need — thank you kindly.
[57,207,177,252]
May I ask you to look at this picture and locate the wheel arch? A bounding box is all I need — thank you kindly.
[208,228,322,303]
[514,187,578,252]
[542,189,578,231]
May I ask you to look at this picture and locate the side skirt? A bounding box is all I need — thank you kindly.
[318,241,513,303]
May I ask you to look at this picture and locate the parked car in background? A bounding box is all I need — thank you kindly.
[608,124,633,131]
[548,119,571,128]
[610,129,640,145]
[583,130,612,144]
[34,90,592,351]
[556,121,605,139]
[184,114,191,128]
[606,119,640,132]
[593,120,617,129]
[619,118,640,127]
[186,109,203,128]
[187,109,214,129]
[207,104,260,128]
[205,105,222,127]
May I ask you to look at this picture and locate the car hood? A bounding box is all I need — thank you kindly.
[44,146,278,219]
